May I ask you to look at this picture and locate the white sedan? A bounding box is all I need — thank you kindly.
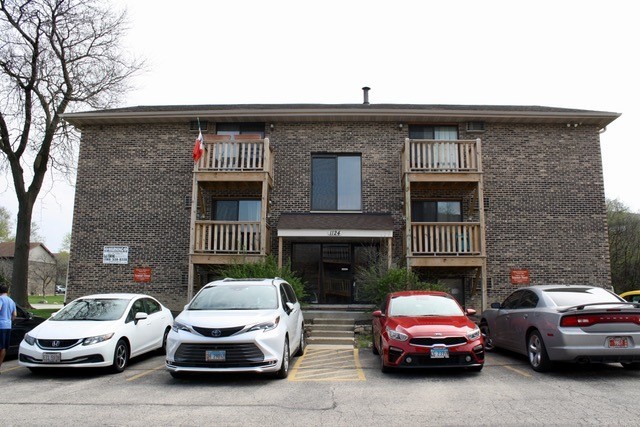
[19,293,173,373]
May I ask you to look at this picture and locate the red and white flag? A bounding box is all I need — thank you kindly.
[192,130,204,162]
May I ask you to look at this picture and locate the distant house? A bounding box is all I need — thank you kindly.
[0,242,57,295]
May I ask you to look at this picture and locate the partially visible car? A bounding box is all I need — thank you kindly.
[6,306,46,358]
[480,285,640,372]
[55,285,66,294]
[19,293,173,373]
[165,278,305,379]
[372,291,484,372]
[620,290,640,303]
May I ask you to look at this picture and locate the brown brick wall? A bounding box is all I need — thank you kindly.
[68,120,610,310]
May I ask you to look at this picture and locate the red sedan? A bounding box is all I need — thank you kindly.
[372,291,484,372]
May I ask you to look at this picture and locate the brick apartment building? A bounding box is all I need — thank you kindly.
[63,93,619,311]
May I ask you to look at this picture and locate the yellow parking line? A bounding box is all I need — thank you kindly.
[288,347,366,382]
[0,365,22,374]
[126,364,165,381]
[503,365,532,378]
[353,348,366,381]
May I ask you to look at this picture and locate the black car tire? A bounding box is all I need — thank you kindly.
[157,327,170,355]
[111,339,129,373]
[480,322,494,351]
[372,333,379,355]
[294,328,306,357]
[275,338,290,379]
[379,339,390,373]
[527,330,552,372]
[621,362,640,370]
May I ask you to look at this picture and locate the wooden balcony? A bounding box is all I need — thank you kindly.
[407,222,484,268]
[402,138,482,183]
[194,135,273,185]
[190,220,271,264]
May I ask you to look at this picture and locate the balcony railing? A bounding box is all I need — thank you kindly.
[403,139,481,173]
[411,222,481,255]
[194,221,267,254]
[196,136,272,172]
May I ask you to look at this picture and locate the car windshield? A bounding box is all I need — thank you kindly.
[389,295,464,317]
[543,287,623,307]
[51,298,129,321]
[189,285,278,310]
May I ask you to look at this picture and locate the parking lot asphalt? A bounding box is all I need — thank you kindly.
[1,347,639,426]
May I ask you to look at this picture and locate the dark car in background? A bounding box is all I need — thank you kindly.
[7,306,46,357]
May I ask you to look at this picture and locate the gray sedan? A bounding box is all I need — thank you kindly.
[480,285,640,372]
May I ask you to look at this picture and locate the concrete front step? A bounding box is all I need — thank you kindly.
[309,324,354,332]
[309,330,355,338]
[307,336,355,346]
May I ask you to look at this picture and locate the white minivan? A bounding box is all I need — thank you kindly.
[166,278,305,379]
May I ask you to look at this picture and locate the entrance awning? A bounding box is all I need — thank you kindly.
[277,213,394,238]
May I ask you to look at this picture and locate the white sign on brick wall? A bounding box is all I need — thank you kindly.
[103,246,129,264]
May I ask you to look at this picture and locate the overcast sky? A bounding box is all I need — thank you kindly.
[1,0,638,252]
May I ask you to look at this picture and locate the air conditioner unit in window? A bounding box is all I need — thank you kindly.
[466,121,485,132]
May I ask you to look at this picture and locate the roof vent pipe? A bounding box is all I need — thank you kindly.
[362,86,370,105]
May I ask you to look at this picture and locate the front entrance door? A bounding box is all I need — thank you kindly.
[292,243,374,304]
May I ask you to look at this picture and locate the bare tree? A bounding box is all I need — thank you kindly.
[0,0,143,306]
[30,253,56,300]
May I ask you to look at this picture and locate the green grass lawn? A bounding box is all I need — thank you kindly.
[28,294,65,305]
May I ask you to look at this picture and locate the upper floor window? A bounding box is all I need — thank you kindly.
[409,125,458,140]
[216,123,265,138]
[411,200,462,222]
[311,154,361,211]
[214,199,261,221]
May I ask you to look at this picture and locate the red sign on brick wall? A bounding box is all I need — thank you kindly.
[133,267,152,283]
[510,269,530,285]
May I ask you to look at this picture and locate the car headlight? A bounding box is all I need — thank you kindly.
[24,333,36,346]
[172,321,193,333]
[82,333,114,346]
[246,316,280,333]
[386,326,408,342]
[467,326,481,341]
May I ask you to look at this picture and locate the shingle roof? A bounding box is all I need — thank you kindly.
[0,242,53,258]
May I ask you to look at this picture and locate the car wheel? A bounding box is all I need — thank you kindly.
[372,333,379,355]
[621,362,640,370]
[111,339,129,373]
[157,327,170,355]
[379,339,390,373]
[275,338,290,379]
[527,330,552,372]
[294,328,306,357]
[480,322,494,351]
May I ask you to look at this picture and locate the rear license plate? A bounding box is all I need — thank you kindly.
[205,350,226,362]
[42,352,61,363]
[430,347,449,359]
[607,337,629,348]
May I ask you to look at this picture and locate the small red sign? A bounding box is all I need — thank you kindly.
[133,267,152,283]
[510,269,530,285]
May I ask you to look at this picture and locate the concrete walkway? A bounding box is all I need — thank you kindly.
[30,303,63,309]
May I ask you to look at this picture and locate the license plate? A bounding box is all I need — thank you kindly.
[42,352,61,363]
[430,347,449,359]
[205,350,226,362]
[607,337,629,348]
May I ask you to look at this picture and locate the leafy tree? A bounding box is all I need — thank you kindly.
[0,0,142,306]
[607,199,640,293]
[0,206,11,241]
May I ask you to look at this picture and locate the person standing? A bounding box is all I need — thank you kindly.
[0,283,17,371]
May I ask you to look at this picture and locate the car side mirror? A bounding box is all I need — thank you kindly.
[134,312,148,324]
[372,310,383,318]
[490,302,501,309]
[285,302,295,313]
[465,308,477,316]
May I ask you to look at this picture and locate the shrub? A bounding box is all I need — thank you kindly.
[217,256,306,300]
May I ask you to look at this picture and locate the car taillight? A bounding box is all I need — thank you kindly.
[560,314,640,327]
